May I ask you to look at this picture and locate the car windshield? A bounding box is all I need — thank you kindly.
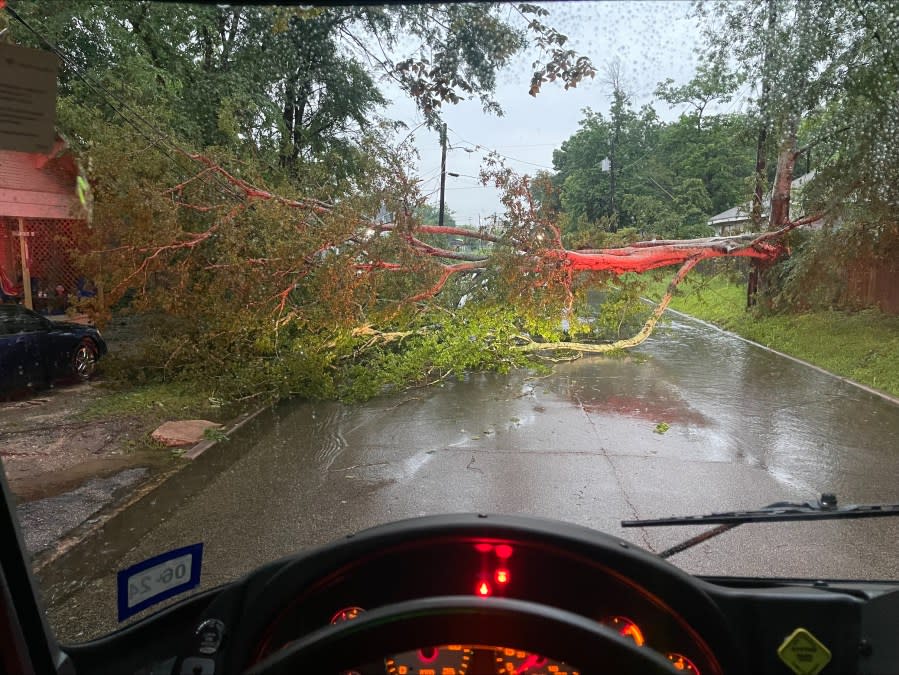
[1,0,898,646]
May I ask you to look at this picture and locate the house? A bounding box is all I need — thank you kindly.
[0,138,90,310]
[707,172,821,236]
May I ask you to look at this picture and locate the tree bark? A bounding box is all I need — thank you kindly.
[748,0,777,308]
[768,122,798,229]
[280,80,296,169]
[516,255,701,354]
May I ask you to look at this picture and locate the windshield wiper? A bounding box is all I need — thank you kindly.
[622,494,899,559]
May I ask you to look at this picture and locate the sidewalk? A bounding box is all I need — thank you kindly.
[0,383,169,503]
[0,313,232,556]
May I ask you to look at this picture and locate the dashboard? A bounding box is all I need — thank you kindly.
[59,514,899,675]
[250,536,714,674]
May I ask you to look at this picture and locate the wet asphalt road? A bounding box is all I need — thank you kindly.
[36,314,899,641]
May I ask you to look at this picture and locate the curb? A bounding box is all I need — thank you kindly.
[659,305,899,408]
[184,405,268,460]
[33,468,179,573]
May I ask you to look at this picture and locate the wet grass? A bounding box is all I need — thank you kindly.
[644,275,899,399]
[75,381,244,459]
[77,382,218,422]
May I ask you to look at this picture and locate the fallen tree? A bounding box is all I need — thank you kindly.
[83,151,821,399]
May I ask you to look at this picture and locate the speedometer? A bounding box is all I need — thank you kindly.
[666,653,700,673]
[494,647,580,674]
[385,644,473,674]
[329,609,473,673]
[601,615,645,646]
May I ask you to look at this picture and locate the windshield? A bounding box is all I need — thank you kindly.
[1,0,899,646]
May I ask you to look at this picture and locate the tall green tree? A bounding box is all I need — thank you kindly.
[696,0,896,227]
[551,99,755,244]
[10,2,595,182]
[552,101,661,236]
[696,0,899,308]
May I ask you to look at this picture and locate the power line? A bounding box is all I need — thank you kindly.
[419,166,443,182]
[493,142,562,149]
[446,127,556,171]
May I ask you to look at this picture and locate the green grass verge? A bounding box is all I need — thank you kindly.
[78,382,221,422]
[644,275,899,399]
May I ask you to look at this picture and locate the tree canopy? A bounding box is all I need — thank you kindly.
[694,0,899,304]
[3,0,897,401]
[550,84,756,246]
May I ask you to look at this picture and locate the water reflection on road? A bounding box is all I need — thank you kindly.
[635,317,899,497]
[39,314,899,641]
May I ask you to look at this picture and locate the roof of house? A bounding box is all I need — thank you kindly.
[0,138,82,220]
[708,203,757,226]
[707,172,814,227]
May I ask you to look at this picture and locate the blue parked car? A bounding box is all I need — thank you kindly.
[0,304,107,392]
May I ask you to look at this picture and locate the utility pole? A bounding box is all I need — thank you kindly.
[438,123,448,228]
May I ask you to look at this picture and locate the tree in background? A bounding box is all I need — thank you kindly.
[415,204,458,229]
[6,0,875,402]
[551,61,755,246]
[13,2,596,179]
[696,0,899,308]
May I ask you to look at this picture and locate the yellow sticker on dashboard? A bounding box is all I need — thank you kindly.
[777,628,832,675]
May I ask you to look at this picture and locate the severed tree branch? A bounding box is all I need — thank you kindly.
[515,255,702,354]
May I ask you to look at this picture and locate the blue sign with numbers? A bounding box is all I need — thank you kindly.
[116,543,203,621]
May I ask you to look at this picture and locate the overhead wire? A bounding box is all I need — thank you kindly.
[451,127,655,176]
[492,142,562,148]
[446,127,556,171]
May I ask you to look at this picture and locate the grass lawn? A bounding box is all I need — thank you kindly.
[644,274,899,399]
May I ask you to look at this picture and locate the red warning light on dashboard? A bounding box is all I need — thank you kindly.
[477,580,492,596]
[495,544,514,559]
[495,569,510,585]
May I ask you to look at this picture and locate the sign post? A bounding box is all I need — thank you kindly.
[14,218,33,310]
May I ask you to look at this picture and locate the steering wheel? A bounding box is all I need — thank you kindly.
[244,596,678,675]
[223,515,741,675]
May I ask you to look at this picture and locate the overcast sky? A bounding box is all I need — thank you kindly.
[380,2,731,226]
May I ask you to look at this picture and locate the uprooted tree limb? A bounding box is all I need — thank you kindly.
[515,255,703,354]
[96,154,822,357]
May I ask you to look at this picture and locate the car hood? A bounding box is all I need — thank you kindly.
[51,321,97,332]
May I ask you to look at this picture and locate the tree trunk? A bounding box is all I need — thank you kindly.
[748,0,777,308]
[280,80,296,169]
[201,26,214,71]
[609,134,617,232]
[768,123,798,230]
[751,127,768,229]
[750,123,797,308]
[748,125,769,308]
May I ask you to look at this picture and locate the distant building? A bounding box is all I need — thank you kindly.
[707,203,754,236]
[707,172,821,236]
[373,203,394,224]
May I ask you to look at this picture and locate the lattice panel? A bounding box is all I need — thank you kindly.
[22,218,86,297]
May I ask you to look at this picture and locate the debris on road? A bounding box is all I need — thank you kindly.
[151,420,223,447]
